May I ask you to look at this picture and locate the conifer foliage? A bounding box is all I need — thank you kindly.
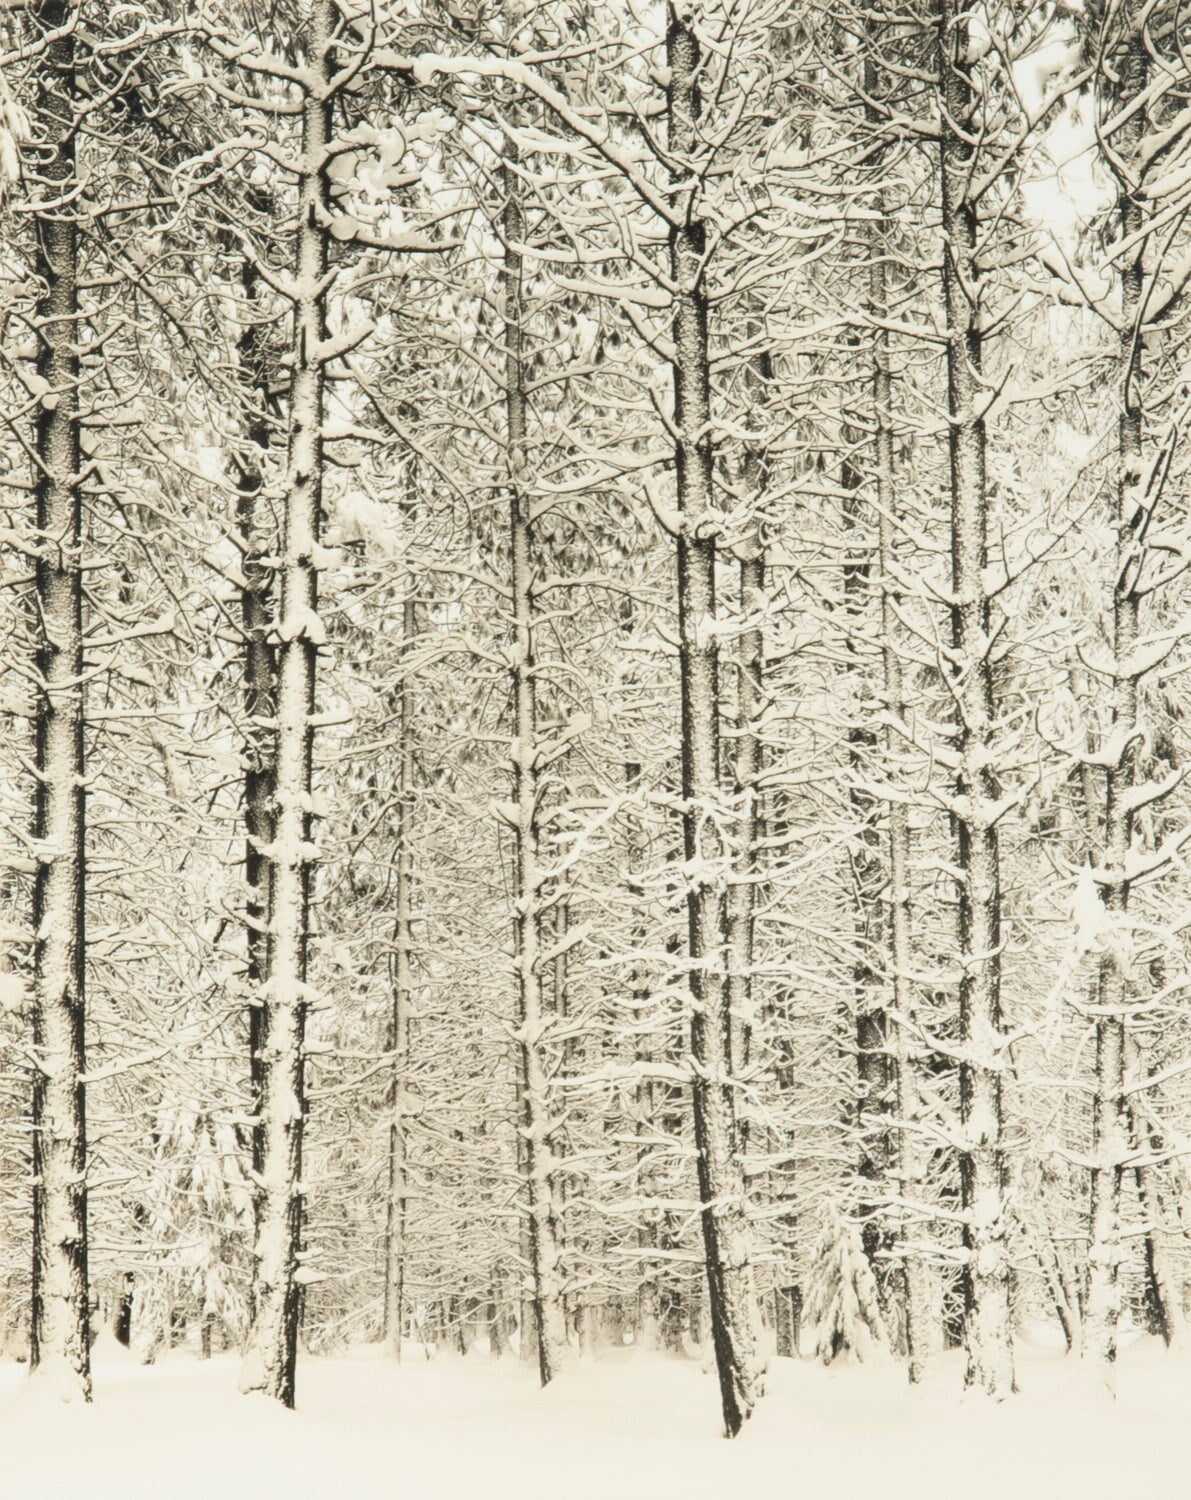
[2,0,1191,1435]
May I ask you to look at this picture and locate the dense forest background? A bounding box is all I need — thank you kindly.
[1,0,1190,1434]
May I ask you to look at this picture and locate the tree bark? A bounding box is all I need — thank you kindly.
[239,0,333,1406]
[1125,1039,1188,1350]
[626,750,662,1349]
[936,0,1014,1398]
[668,6,760,1436]
[503,142,568,1386]
[235,251,276,1274]
[1082,24,1146,1393]
[383,584,416,1358]
[725,350,767,1149]
[864,98,931,1376]
[872,324,931,1383]
[28,0,91,1402]
[841,413,891,1278]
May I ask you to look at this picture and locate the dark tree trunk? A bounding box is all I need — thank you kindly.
[239,0,334,1407]
[28,0,91,1404]
[384,574,417,1357]
[1084,26,1147,1391]
[235,253,276,1286]
[937,0,1014,1397]
[503,142,567,1384]
[668,7,760,1436]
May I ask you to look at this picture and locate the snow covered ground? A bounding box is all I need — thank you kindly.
[0,1331,1184,1499]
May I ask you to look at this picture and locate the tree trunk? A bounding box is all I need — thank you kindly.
[515,1068,538,1366]
[1083,26,1146,1393]
[239,0,333,1406]
[865,106,931,1378]
[727,551,763,1079]
[841,420,891,1280]
[28,0,91,1403]
[725,348,767,1151]
[936,0,1014,1398]
[235,253,276,1285]
[668,7,760,1436]
[488,1290,503,1358]
[503,143,568,1386]
[1126,1045,1187,1350]
[626,748,662,1350]
[383,571,417,1357]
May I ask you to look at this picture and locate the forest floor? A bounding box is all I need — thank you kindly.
[0,1328,1182,1499]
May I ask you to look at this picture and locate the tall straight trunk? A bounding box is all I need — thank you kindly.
[383,586,416,1357]
[239,0,333,1406]
[1123,1005,1187,1348]
[726,550,762,1083]
[627,750,686,1352]
[872,301,931,1383]
[515,1069,538,1365]
[668,7,760,1436]
[626,749,662,1348]
[864,59,931,1376]
[503,143,568,1385]
[28,0,90,1402]
[618,597,672,1350]
[1127,1071,1183,1348]
[1084,29,1146,1387]
[841,427,891,1270]
[725,350,768,1142]
[936,0,1014,1397]
[552,888,585,1348]
[724,348,767,1351]
[235,255,275,1247]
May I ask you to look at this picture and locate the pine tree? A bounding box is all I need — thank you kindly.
[26,0,90,1402]
[233,0,336,1406]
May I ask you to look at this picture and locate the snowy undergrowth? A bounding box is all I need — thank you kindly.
[0,1332,1183,1499]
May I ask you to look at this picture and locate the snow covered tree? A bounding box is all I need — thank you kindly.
[23,0,90,1403]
